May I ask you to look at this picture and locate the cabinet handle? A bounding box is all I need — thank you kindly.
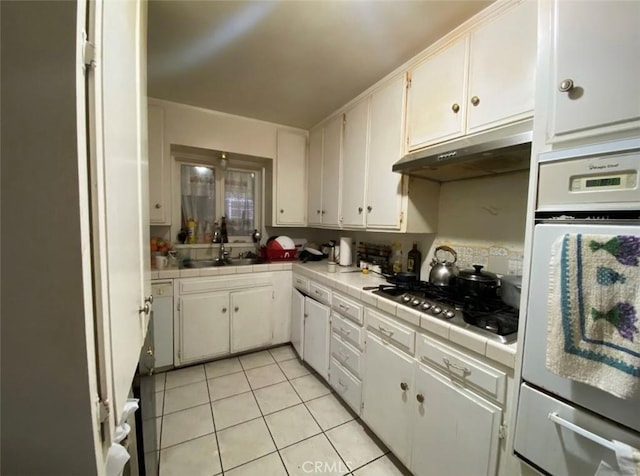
[139,302,151,315]
[416,393,424,403]
[234,306,239,312]
[451,103,460,113]
[443,358,471,376]
[367,206,372,213]
[304,313,308,318]
[155,203,162,209]
[378,325,394,337]
[280,209,284,214]
[358,207,363,214]
[316,210,321,214]
[321,210,326,215]
[337,350,348,361]
[470,96,480,106]
[558,78,575,92]
[339,327,351,335]
[222,307,227,313]
[338,378,348,390]
[400,382,409,391]
[338,303,350,312]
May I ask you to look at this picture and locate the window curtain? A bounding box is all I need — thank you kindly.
[224,170,255,236]
[181,165,215,241]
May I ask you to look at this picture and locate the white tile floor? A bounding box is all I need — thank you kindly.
[153,344,412,476]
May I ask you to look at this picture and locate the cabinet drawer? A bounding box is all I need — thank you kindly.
[332,293,363,325]
[293,274,309,293]
[329,358,362,416]
[515,384,640,476]
[366,308,415,355]
[331,312,364,350]
[152,281,173,298]
[309,281,331,305]
[331,333,362,378]
[416,333,506,403]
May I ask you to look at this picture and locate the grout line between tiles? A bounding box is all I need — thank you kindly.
[203,363,225,475]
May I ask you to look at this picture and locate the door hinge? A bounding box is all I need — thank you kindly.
[406,71,412,88]
[97,398,110,424]
[82,31,97,69]
[272,291,275,300]
[399,211,404,224]
[361,401,365,411]
[343,113,347,126]
[177,301,181,312]
[498,424,507,440]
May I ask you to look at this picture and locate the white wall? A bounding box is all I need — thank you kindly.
[1,2,100,474]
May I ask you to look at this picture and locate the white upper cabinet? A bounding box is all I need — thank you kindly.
[274,129,307,226]
[341,98,370,228]
[307,127,324,225]
[467,0,537,133]
[407,1,537,151]
[148,103,170,224]
[407,38,468,149]
[366,75,406,229]
[546,0,640,143]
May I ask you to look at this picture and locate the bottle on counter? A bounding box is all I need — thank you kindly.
[212,221,221,243]
[407,241,422,279]
[392,242,402,274]
[220,216,229,243]
[187,218,196,244]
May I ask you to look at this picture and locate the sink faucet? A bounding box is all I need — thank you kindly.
[218,242,230,262]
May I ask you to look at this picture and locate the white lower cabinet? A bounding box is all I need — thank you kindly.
[329,357,362,415]
[362,333,415,467]
[290,287,305,358]
[412,363,502,476]
[230,286,273,353]
[303,297,331,380]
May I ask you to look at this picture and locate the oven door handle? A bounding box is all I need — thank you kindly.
[548,412,616,451]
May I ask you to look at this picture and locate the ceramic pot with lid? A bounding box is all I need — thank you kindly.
[428,246,459,287]
[457,265,500,300]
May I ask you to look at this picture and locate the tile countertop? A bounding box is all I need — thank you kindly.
[150,259,517,369]
[291,261,518,370]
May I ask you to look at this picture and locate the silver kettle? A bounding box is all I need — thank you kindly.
[428,246,459,287]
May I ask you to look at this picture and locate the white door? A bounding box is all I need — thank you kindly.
[321,115,343,226]
[291,288,305,358]
[411,363,502,476]
[148,103,167,223]
[366,75,405,229]
[407,37,468,150]
[341,98,369,228]
[178,292,230,364]
[549,0,640,141]
[307,127,323,225]
[303,297,330,380]
[521,223,640,433]
[467,0,536,133]
[230,286,273,353]
[276,129,307,225]
[362,334,414,466]
[99,0,150,421]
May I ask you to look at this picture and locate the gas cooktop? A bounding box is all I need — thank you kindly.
[370,281,518,344]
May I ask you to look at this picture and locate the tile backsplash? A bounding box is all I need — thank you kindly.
[428,240,524,277]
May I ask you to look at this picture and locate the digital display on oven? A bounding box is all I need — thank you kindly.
[585,177,622,188]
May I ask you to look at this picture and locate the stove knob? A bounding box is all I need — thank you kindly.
[432,306,442,315]
[444,310,455,319]
[421,302,432,311]
[402,295,411,303]
[411,298,421,306]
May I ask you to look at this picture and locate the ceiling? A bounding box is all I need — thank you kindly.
[147,0,492,129]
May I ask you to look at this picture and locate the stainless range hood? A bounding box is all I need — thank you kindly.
[393,120,533,182]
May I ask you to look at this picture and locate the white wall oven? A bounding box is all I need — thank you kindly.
[514,138,640,476]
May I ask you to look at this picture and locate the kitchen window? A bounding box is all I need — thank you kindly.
[176,153,261,243]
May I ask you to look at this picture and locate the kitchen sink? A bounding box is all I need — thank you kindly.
[228,257,265,266]
[182,257,266,268]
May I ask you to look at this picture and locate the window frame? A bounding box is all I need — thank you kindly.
[171,151,262,244]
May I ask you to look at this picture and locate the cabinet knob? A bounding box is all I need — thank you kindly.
[416,393,424,403]
[304,313,308,318]
[400,382,409,391]
[367,206,372,213]
[234,306,239,312]
[558,78,574,92]
[470,96,480,106]
[358,207,363,214]
[280,209,284,214]
[155,203,162,209]
[451,103,460,113]
[321,210,326,215]
[145,295,154,305]
[222,307,227,313]
[316,210,321,214]
[139,302,151,315]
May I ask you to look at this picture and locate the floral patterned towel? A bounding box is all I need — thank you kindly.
[546,234,640,400]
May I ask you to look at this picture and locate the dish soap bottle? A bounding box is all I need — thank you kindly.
[407,241,422,278]
[392,242,403,274]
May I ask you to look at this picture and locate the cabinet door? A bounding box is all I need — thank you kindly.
[230,286,273,353]
[291,288,305,358]
[467,1,536,133]
[276,129,307,225]
[341,99,369,228]
[303,297,330,380]
[321,115,343,226]
[366,76,405,229]
[549,0,640,141]
[148,103,169,224]
[411,363,502,476]
[407,37,468,150]
[307,127,323,225]
[178,292,229,364]
[362,334,414,467]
